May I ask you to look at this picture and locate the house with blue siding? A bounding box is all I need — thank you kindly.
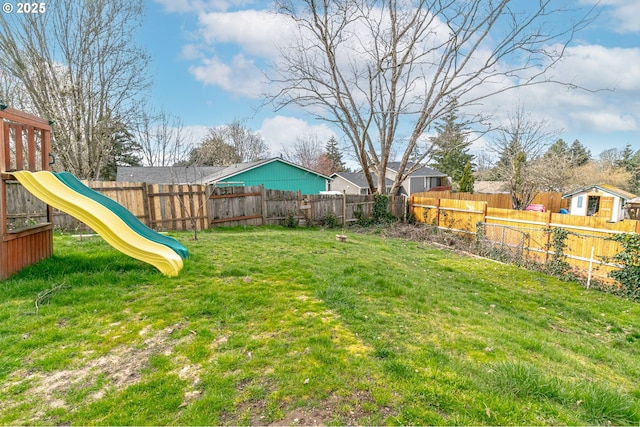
[198,158,330,193]
[117,158,330,194]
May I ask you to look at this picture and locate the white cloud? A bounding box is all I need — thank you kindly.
[569,111,638,133]
[188,54,264,97]
[580,0,640,33]
[259,116,336,155]
[462,42,640,137]
[197,10,293,58]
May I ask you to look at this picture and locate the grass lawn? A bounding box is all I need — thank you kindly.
[1,226,639,425]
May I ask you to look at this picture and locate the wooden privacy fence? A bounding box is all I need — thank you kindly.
[208,185,406,227]
[30,182,406,231]
[411,194,640,282]
[52,181,209,232]
[415,190,567,212]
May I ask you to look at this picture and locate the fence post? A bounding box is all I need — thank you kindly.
[482,201,488,226]
[544,210,553,263]
[436,198,441,227]
[342,191,347,226]
[261,185,267,225]
[147,184,157,230]
[141,183,150,226]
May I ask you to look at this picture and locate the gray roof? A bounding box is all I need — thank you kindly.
[331,172,393,188]
[116,166,224,184]
[386,162,446,177]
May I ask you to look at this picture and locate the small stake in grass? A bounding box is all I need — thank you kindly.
[35,282,68,315]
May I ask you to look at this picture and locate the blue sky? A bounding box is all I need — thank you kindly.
[138,0,640,161]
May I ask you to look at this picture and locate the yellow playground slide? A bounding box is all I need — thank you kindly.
[12,171,183,277]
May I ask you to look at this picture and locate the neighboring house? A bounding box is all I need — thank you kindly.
[329,172,394,195]
[385,162,448,196]
[116,166,222,184]
[198,158,330,193]
[562,184,637,222]
[625,197,640,220]
[117,158,331,194]
[474,181,509,194]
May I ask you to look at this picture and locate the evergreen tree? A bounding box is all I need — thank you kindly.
[544,138,590,167]
[429,101,474,190]
[615,144,640,193]
[544,139,569,159]
[99,117,142,181]
[325,136,346,173]
[458,161,475,193]
[569,139,591,166]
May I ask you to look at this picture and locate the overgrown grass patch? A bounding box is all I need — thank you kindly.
[0,227,639,425]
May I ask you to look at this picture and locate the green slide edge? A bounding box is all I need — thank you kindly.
[54,172,189,259]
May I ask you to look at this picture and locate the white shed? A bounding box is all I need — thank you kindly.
[562,184,637,222]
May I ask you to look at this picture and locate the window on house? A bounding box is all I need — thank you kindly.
[425,177,439,189]
[577,196,583,208]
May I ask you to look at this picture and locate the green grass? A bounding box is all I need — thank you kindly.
[1,226,639,425]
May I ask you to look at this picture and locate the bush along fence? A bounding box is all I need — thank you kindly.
[410,194,640,284]
[17,182,406,232]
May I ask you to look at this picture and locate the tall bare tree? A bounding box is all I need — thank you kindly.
[222,119,270,162]
[134,107,192,167]
[269,0,596,194]
[490,106,558,209]
[0,0,150,178]
[282,135,326,171]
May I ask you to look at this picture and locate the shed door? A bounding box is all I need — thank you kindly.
[599,197,614,220]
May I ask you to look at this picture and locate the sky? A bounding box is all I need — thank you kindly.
[137,0,640,163]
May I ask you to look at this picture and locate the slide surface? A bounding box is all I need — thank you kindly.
[13,171,183,277]
[54,172,188,259]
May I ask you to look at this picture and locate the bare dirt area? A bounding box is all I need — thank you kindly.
[270,391,395,426]
[1,323,196,424]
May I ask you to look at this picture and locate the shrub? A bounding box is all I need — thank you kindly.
[545,227,572,279]
[285,212,298,228]
[319,211,340,229]
[608,233,640,299]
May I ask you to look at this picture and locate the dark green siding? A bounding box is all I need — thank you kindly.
[221,160,328,193]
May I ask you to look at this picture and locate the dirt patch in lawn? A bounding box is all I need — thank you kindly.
[271,391,395,426]
[223,388,394,426]
[1,323,195,423]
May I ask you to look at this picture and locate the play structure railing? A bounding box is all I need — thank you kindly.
[0,106,52,173]
[0,106,54,279]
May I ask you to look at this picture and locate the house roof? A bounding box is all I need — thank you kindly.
[626,197,640,205]
[474,181,509,194]
[562,184,637,200]
[199,157,331,185]
[116,166,224,184]
[386,162,447,177]
[331,172,393,189]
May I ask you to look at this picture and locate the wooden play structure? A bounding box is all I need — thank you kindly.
[0,106,54,279]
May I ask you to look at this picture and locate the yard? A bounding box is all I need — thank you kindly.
[1,227,639,425]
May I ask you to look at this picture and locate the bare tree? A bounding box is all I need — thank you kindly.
[282,134,325,170]
[134,107,192,167]
[222,119,270,162]
[0,0,150,178]
[269,0,596,194]
[490,106,558,209]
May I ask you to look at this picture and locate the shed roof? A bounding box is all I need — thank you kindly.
[562,184,637,201]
